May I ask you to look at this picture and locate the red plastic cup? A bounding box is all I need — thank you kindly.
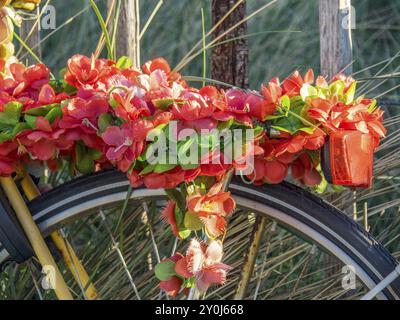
[327,131,374,188]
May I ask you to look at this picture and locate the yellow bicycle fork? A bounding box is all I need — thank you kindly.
[0,174,97,300]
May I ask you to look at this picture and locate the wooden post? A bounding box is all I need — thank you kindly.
[20,7,41,65]
[319,0,353,78]
[211,0,249,88]
[108,0,140,68]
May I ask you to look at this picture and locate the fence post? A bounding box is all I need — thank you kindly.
[211,0,249,88]
[319,0,353,78]
[108,0,140,68]
[20,6,41,65]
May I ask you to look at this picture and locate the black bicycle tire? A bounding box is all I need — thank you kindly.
[0,170,399,299]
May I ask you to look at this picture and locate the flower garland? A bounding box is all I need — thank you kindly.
[0,54,386,297]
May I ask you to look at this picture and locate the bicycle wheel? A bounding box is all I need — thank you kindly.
[0,170,399,300]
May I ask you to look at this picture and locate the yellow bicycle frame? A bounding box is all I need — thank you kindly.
[0,174,97,300]
[0,176,72,300]
[21,174,97,300]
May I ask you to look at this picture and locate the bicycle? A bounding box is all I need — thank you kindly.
[0,21,397,298]
[1,168,399,300]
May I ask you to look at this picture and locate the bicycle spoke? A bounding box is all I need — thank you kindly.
[253,221,277,300]
[59,229,88,300]
[27,261,43,300]
[99,210,141,300]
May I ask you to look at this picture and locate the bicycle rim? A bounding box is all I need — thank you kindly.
[0,171,399,300]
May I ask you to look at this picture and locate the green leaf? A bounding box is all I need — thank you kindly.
[98,113,113,133]
[116,56,133,69]
[154,163,176,173]
[217,118,234,131]
[253,125,265,138]
[58,68,67,78]
[0,102,22,125]
[290,96,305,109]
[265,114,285,121]
[314,176,328,194]
[345,82,357,104]
[153,98,175,110]
[139,164,156,175]
[193,176,215,191]
[300,84,318,101]
[367,99,378,113]
[75,143,86,163]
[330,184,346,192]
[179,229,191,239]
[174,205,184,226]
[76,156,94,174]
[108,98,119,109]
[298,127,315,134]
[154,260,177,281]
[25,104,59,117]
[184,212,203,231]
[12,123,30,136]
[75,144,95,174]
[329,80,345,97]
[313,165,328,194]
[45,106,62,124]
[271,115,303,134]
[281,95,290,111]
[165,188,186,213]
[0,131,13,143]
[183,277,196,288]
[87,148,103,160]
[24,115,37,129]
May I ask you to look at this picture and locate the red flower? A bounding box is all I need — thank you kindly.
[186,183,235,238]
[65,54,115,88]
[213,89,252,126]
[199,151,232,177]
[159,253,185,297]
[143,167,185,189]
[59,97,109,133]
[172,91,214,121]
[18,117,73,161]
[126,170,143,188]
[142,57,184,85]
[331,73,355,91]
[110,89,150,122]
[0,142,17,176]
[1,63,51,100]
[142,58,171,75]
[159,276,183,297]
[248,157,288,185]
[283,69,314,97]
[308,98,386,147]
[253,77,282,120]
[274,130,326,157]
[291,153,322,187]
[175,239,232,292]
[102,121,152,172]
[162,200,180,238]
